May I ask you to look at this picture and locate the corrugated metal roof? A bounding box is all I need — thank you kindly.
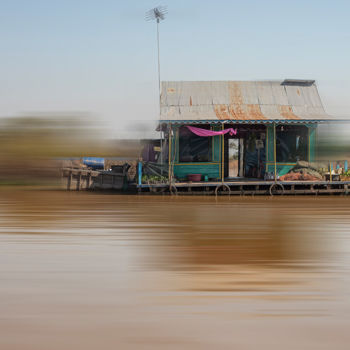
[161,119,321,125]
[160,80,333,122]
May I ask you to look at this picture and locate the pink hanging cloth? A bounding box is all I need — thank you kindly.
[186,126,237,137]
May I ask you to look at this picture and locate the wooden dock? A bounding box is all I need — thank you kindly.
[136,180,350,196]
[61,168,350,196]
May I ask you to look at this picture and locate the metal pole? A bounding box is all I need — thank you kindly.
[221,124,225,182]
[156,19,163,174]
[146,7,167,176]
[138,161,143,186]
[274,123,277,181]
[157,19,161,102]
[168,123,172,185]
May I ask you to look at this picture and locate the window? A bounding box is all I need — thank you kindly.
[276,125,308,163]
[179,126,212,162]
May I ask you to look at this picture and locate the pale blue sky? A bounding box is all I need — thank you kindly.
[1,0,349,137]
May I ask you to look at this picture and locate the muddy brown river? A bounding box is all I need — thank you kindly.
[1,190,350,349]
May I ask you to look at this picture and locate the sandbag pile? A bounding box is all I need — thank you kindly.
[280,161,323,181]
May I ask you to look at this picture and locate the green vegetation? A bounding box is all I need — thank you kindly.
[141,175,168,184]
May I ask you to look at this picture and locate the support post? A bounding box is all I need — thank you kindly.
[77,172,81,191]
[168,124,172,185]
[67,171,72,191]
[160,128,163,175]
[273,123,277,181]
[221,123,225,182]
[87,173,92,189]
[138,161,143,186]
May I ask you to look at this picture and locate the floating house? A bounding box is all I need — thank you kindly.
[159,79,331,182]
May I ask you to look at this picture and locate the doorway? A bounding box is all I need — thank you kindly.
[228,139,244,178]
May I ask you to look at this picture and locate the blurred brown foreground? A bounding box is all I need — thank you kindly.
[0,191,350,349]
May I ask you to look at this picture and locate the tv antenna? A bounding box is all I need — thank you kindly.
[145,5,167,105]
[146,6,167,170]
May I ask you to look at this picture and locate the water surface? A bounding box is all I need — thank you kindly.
[1,191,350,349]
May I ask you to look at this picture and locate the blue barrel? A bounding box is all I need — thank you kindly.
[83,157,105,169]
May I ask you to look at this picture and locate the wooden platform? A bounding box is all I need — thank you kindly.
[61,168,350,196]
[135,180,350,196]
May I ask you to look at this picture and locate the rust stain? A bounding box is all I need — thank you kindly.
[190,96,192,106]
[278,105,300,120]
[214,83,300,121]
[225,83,246,120]
[214,105,232,120]
[214,104,267,121]
[228,82,244,105]
[297,89,301,96]
[246,104,267,120]
[225,82,267,120]
[229,104,245,120]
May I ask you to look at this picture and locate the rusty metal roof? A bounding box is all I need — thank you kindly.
[160,80,332,122]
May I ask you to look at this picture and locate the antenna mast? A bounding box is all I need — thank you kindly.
[146,6,168,172]
[146,5,167,104]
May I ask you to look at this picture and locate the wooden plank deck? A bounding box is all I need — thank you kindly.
[135,179,350,196]
[60,168,350,196]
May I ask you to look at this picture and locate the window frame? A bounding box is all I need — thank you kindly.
[178,125,213,163]
[276,125,309,163]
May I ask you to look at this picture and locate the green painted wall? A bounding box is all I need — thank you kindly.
[308,126,317,162]
[266,164,294,176]
[173,164,221,180]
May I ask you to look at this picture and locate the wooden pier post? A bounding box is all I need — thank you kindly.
[87,173,92,189]
[76,172,81,191]
[67,171,72,191]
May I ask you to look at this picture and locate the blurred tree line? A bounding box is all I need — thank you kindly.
[0,116,140,185]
